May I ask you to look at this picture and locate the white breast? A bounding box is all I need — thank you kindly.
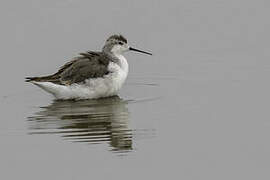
[104,54,129,94]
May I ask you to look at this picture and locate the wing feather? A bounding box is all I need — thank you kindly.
[25,51,110,85]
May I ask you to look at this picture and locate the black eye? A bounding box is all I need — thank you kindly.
[118,42,124,45]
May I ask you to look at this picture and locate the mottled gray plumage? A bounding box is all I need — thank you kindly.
[26,34,126,85]
[26,51,111,85]
[26,34,152,87]
[61,52,111,84]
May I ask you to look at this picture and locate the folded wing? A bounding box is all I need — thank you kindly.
[25,51,110,85]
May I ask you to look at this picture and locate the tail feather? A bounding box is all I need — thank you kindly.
[25,76,40,82]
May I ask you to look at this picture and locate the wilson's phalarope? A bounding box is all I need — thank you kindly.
[26,34,152,100]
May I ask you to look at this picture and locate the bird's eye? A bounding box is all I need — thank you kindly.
[118,42,124,45]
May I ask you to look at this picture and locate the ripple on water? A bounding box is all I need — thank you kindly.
[28,96,155,153]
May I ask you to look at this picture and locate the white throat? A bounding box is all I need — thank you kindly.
[112,52,129,73]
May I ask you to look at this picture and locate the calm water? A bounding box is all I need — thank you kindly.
[1,0,270,179]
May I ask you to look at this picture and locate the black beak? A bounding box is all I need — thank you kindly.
[129,47,152,55]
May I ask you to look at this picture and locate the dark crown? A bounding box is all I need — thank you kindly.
[106,34,127,43]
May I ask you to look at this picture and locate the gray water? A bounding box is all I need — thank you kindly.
[1,0,270,179]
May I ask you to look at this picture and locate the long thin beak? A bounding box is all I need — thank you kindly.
[129,47,152,55]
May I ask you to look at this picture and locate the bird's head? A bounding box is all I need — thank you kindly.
[102,34,152,56]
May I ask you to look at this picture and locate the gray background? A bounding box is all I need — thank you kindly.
[1,0,270,179]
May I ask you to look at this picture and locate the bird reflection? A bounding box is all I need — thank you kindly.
[28,96,132,152]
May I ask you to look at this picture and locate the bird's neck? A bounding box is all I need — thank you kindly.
[106,52,129,72]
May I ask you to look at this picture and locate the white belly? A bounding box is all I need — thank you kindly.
[33,59,129,100]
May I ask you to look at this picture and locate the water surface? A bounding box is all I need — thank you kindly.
[28,97,133,152]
